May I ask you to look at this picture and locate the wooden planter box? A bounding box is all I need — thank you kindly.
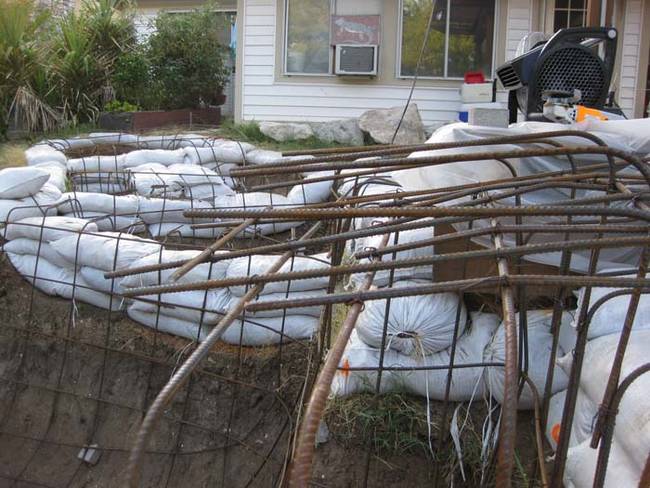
[98,106,221,131]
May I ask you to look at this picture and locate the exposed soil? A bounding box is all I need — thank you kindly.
[0,254,543,488]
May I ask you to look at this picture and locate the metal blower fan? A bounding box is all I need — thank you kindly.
[496,27,619,122]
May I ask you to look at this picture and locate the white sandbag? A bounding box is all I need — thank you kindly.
[484,310,573,410]
[572,277,650,340]
[61,212,144,233]
[245,149,283,165]
[331,312,499,400]
[220,314,320,346]
[147,222,226,239]
[564,439,640,488]
[34,162,67,191]
[127,163,180,197]
[79,266,124,294]
[24,145,67,166]
[213,192,301,235]
[545,389,597,451]
[3,238,72,268]
[182,183,235,200]
[123,149,185,167]
[46,137,94,151]
[72,181,129,195]
[86,132,140,145]
[58,192,140,215]
[120,249,232,288]
[127,308,319,346]
[166,163,230,187]
[67,155,127,173]
[558,329,650,470]
[51,231,162,271]
[228,289,326,318]
[356,282,467,356]
[127,308,210,341]
[287,171,334,205]
[351,225,436,287]
[130,287,231,324]
[182,141,253,165]
[0,191,58,225]
[227,253,330,296]
[3,216,98,242]
[0,167,50,199]
[6,252,121,311]
[137,197,213,224]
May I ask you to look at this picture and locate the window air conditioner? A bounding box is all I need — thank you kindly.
[334,45,378,75]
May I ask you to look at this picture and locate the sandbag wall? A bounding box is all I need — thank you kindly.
[1,133,336,347]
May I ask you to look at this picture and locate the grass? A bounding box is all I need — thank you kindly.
[0,141,28,168]
[216,119,351,153]
[324,392,541,487]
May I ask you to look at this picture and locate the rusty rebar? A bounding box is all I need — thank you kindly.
[287,233,390,487]
[230,130,624,177]
[169,218,256,282]
[119,235,650,298]
[592,363,650,488]
[182,204,650,223]
[125,221,323,487]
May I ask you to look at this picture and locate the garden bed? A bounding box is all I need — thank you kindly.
[98,107,222,131]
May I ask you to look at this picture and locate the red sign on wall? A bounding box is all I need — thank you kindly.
[331,15,381,45]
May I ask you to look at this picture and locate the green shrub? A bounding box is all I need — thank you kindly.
[111,47,152,107]
[146,5,231,109]
[104,99,138,112]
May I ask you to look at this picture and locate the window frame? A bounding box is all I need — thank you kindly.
[283,0,336,77]
[552,0,589,30]
[396,0,499,81]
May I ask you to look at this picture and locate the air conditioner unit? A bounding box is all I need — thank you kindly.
[335,44,378,75]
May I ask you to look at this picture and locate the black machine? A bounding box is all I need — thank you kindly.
[496,27,620,122]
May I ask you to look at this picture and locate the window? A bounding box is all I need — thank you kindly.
[399,0,496,79]
[285,0,332,74]
[553,0,588,30]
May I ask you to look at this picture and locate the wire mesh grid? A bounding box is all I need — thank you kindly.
[1,130,649,487]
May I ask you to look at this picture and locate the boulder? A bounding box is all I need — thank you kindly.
[310,119,364,146]
[358,104,426,145]
[259,122,314,142]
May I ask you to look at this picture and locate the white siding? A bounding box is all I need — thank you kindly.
[618,0,643,117]
[505,0,533,61]
[240,0,502,125]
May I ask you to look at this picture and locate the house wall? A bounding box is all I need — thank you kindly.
[236,0,531,125]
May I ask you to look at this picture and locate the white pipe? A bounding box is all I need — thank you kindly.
[600,0,608,26]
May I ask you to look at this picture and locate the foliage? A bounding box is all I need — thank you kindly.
[0,0,59,136]
[111,47,153,107]
[146,5,231,109]
[104,99,138,112]
[0,0,135,138]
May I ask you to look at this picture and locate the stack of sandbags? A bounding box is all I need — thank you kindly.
[137,197,221,238]
[2,216,120,309]
[58,192,143,233]
[220,254,330,345]
[48,230,163,310]
[483,310,576,410]
[331,311,498,400]
[0,167,61,226]
[122,249,233,341]
[558,330,650,488]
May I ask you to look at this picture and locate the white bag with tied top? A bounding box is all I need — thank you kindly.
[356,282,467,356]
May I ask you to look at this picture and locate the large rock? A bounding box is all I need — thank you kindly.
[358,104,426,145]
[259,121,314,142]
[310,119,364,146]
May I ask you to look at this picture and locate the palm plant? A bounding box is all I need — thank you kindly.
[0,0,61,136]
